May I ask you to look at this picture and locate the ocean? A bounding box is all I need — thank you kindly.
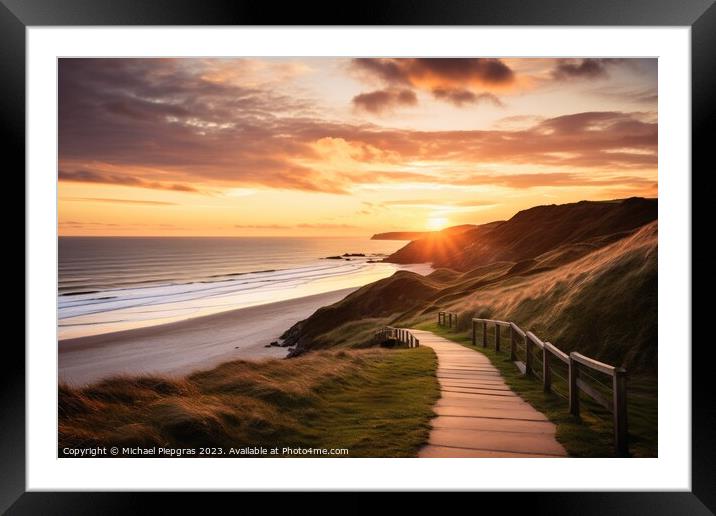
[58,236,429,340]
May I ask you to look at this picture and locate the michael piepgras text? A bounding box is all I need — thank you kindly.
[60,446,350,457]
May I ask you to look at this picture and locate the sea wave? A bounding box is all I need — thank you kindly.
[57,237,424,339]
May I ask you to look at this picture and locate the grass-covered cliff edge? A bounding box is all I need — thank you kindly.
[59,348,439,457]
[279,196,657,457]
[283,197,657,375]
[59,197,657,457]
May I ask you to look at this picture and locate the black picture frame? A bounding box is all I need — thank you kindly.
[5,0,712,512]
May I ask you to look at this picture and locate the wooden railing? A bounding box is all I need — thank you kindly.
[376,326,420,348]
[438,311,458,329]
[439,313,629,457]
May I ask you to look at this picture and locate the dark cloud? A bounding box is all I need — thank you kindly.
[352,58,515,87]
[59,59,656,196]
[589,86,658,105]
[551,59,626,81]
[352,111,656,173]
[58,169,199,193]
[431,88,503,107]
[350,58,514,110]
[59,58,321,191]
[453,172,656,189]
[352,89,418,114]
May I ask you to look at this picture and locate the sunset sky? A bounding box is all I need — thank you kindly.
[58,57,657,236]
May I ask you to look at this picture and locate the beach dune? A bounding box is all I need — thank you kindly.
[59,287,358,386]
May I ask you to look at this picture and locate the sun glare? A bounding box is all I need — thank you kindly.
[426,216,449,231]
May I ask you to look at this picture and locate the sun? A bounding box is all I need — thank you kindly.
[426,216,449,231]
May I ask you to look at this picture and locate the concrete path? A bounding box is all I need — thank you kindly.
[411,329,567,458]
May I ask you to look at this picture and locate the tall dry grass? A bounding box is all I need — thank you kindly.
[59,347,439,457]
[59,350,380,452]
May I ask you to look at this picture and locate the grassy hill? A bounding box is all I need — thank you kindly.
[59,196,658,458]
[59,348,439,457]
[283,198,657,374]
[386,197,656,270]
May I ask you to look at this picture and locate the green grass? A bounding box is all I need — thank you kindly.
[307,347,440,456]
[59,347,440,458]
[416,322,657,458]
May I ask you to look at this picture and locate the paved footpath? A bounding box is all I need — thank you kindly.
[411,329,567,458]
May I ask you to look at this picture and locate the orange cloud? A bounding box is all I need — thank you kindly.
[62,197,177,206]
[58,169,199,193]
[352,58,516,90]
[551,58,626,81]
[350,58,519,111]
[59,59,656,197]
[352,88,418,114]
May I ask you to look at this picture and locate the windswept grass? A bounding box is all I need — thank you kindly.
[287,219,658,378]
[419,322,657,457]
[59,347,439,457]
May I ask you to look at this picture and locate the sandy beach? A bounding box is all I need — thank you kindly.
[59,287,358,386]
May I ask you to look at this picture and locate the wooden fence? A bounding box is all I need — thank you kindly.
[438,311,458,329]
[438,313,629,456]
[375,326,420,348]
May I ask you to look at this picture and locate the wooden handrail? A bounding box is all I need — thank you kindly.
[438,310,459,329]
[375,326,419,348]
[526,331,545,350]
[545,341,569,364]
[571,352,617,376]
[473,317,510,327]
[438,310,630,456]
[509,322,526,339]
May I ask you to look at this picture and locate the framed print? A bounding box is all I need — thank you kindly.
[6,0,713,511]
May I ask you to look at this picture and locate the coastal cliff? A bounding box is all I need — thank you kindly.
[283,198,658,373]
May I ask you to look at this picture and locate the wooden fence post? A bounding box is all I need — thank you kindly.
[543,345,551,392]
[613,367,628,456]
[472,319,477,346]
[482,321,487,347]
[569,353,580,417]
[525,334,533,376]
[510,325,517,361]
[495,324,501,352]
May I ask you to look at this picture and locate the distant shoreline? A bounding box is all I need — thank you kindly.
[59,287,360,386]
